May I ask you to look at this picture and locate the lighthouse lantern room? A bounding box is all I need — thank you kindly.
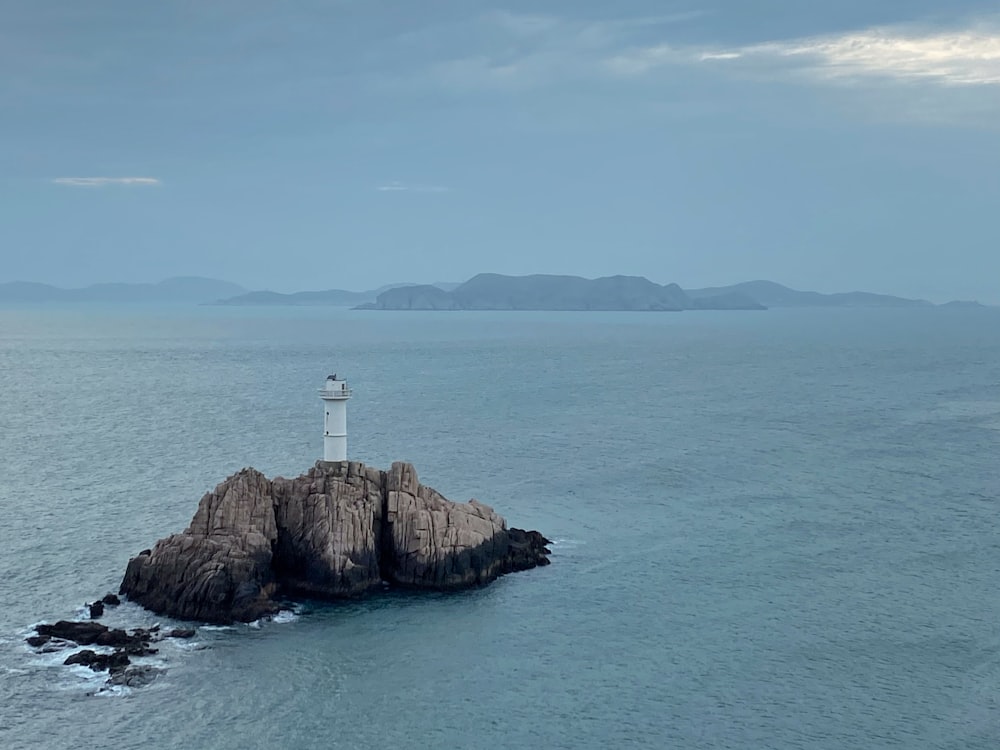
[320,374,351,462]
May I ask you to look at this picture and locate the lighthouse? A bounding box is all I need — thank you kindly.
[320,374,351,462]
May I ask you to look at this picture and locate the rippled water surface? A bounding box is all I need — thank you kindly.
[1,305,999,749]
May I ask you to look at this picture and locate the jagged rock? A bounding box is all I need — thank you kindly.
[31,620,158,656]
[64,649,130,672]
[165,628,196,639]
[94,628,154,654]
[120,641,158,657]
[120,468,281,624]
[88,601,104,619]
[382,463,509,588]
[120,461,550,624]
[101,593,121,606]
[107,665,164,688]
[503,528,552,573]
[36,621,109,645]
[271,462,384,598]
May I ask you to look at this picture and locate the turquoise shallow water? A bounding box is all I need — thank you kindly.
[1,305,999,749]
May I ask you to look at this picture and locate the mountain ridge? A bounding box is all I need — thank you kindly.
[1,275,984,309]
[0,276,246,304]
[685,280,934,308]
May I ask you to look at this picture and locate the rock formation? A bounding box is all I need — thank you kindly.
[120,461,550,624]
[25,620,191,690]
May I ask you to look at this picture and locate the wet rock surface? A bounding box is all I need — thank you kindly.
[120,461,550,624]
[64,649,130,672]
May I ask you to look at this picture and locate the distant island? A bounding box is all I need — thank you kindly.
[685,280,935,309]
[0,275,988,310]
[213,284,417,308]
[358,274,766,311]
[356,275,950,312]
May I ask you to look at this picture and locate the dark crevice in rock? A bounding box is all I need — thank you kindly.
[377,468,395,585]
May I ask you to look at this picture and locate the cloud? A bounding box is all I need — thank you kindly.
[376,181,450,193]
[52,177,161,187]
[608,22,1000,87]
[739,27,1000,86]
[699,52,742,62]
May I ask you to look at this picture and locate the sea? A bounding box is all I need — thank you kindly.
[1,304,998,749]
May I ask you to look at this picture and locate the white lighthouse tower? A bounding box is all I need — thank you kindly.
[320,374,351,462]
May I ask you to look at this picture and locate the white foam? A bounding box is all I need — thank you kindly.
[168,639,205,652]
[548,538,582,548]
[28,644,122,674]
[270,609,299,624]
[29,649,86,669]
[58,664,109,685]
[133,656,169,669]
[200,625,234,632]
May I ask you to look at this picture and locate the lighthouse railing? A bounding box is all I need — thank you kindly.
[319,388,352,397]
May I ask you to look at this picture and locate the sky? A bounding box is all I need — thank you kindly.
[2,0,999,302]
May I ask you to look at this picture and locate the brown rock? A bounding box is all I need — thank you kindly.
[119,461,550,624]
[271,462,384,598]
[119,468,280,624]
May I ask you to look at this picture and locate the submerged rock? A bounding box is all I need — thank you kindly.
[120,461,550,624]
[107,665,164,688]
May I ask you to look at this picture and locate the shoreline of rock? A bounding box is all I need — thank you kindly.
[119,460,551,624]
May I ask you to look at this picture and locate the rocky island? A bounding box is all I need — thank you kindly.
[356,273,767,311]
[119,460,551,624]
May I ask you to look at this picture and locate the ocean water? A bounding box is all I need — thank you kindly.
[1,305,999,749]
